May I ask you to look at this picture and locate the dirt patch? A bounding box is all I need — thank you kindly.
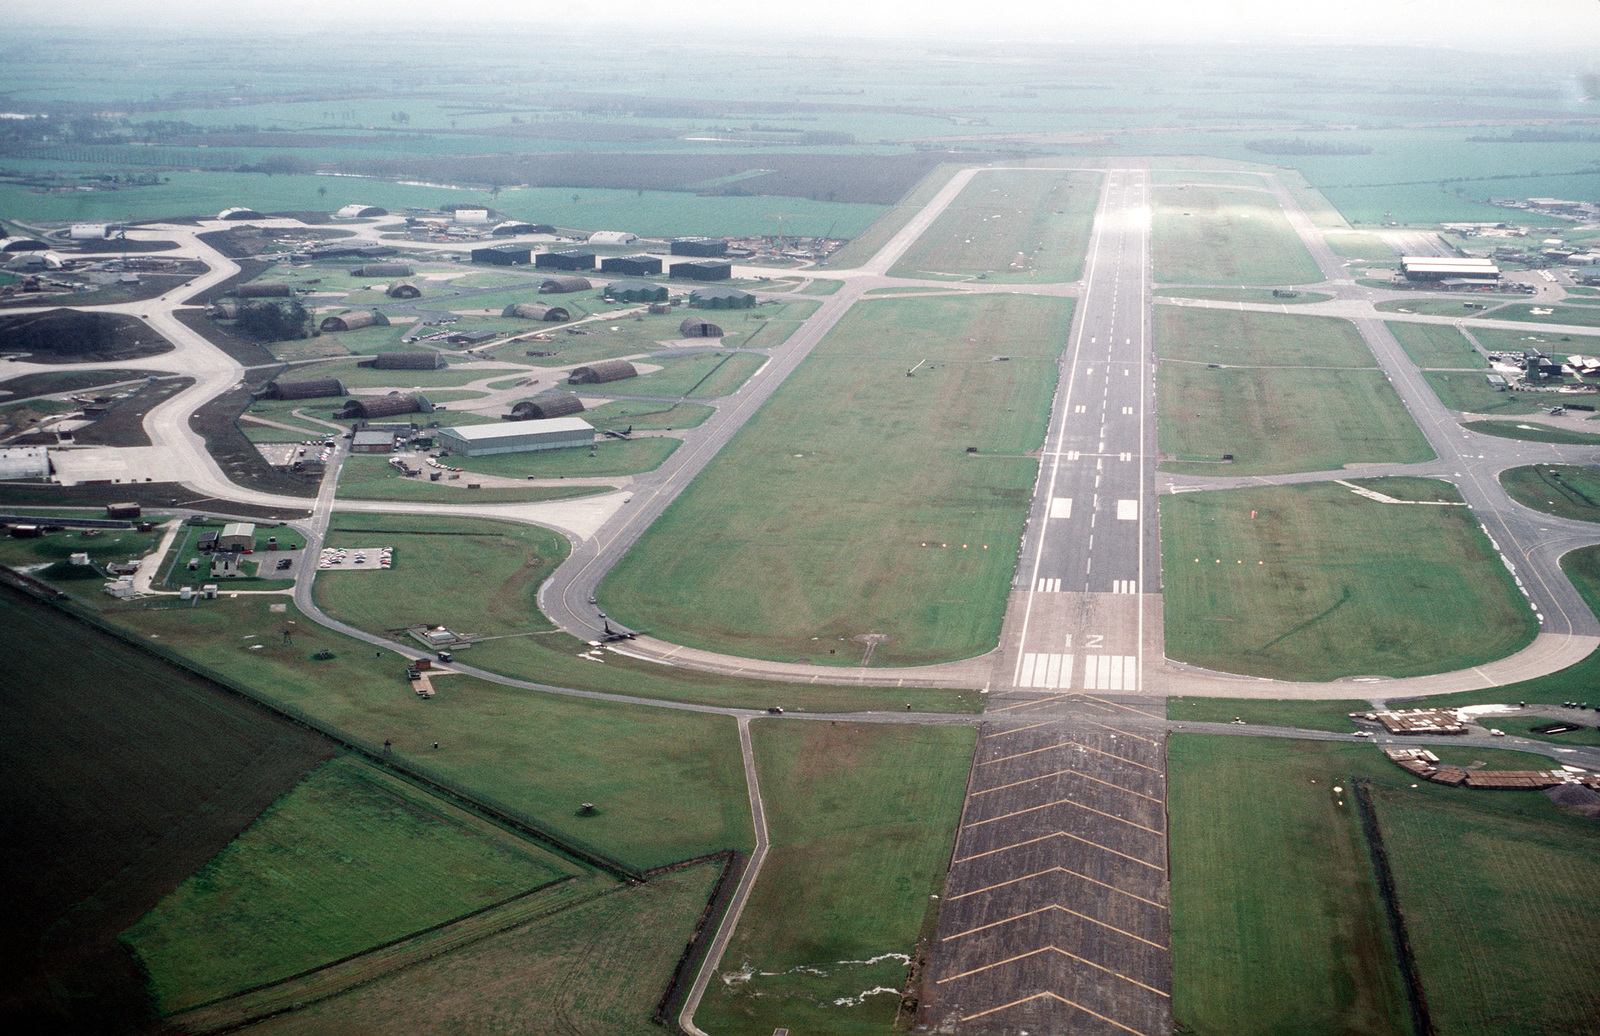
[0,309,175,364]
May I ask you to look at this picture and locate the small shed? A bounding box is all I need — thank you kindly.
[319,310,389,332]
[535,250,597,271]
[264,377,348,400]
[503,302,571,322]
[604,279,669,303]
[600,255,663,277]
[351,428,397,453]
[539,275,592,294]
[569,359,638,385]
[689,286,755,309]
[510,392,586,420]
[369,351,446,370]
[680,317,723,338]
[217,522,256,552]
[670,259,733,282]
[386,280,422,299]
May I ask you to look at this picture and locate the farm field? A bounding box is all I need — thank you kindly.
[1422,370,1547,415]
[233,861,723,1036]
[1155,306,1375,367]
[0,586,334,1033]
[888,168,1100,282]
[600,292,1074,667]
[1157,365,1432,475]
[698,721,976,1036]
[1370,785,1600,1036]
[1499,464,1600,523]
[102,595,754,870]
[1160,480,1536,680]
[123,756,577,1013]
[1168,735,1410,1036]
[1385,320,1486,368]
[311,515,980,716]
[1151,185,1323,286]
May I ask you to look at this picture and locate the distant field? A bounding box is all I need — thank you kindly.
[1152,288,1332,305]
[123,756,574,1013]
[602,293,1073,667]
[448,436,679,478]
[1487,303,1600,329]
[1155,306,1374,367]
[699,721,976,1036]
[888,168,1100,282]
[1371,784,1600,1036]
[1375,297,1503,317]
[1323,231,1395,261]
[1422,370,1546,415]
[1169,736,1410,1036]
[1465,420,1600,446]
[1158,366,1433,475]
[1500,464,1600,523]
[1385,320,1486,368]
[1151,185,1323,286]
[1160,481,1535,680]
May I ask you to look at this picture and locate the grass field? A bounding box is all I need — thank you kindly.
[1462,325,1600,360]
[888,168,1100,283]
[1500,464,1600,523]
[1155,306,1375,367]
[312,515,981,717]
[123,756,575,1013]
[1487,303,1600,329]
[1152,287,1333,305]
[1465,420,1600,445]
[582,399,714,431]
[1422,370,1548,415]
[1324,231,1396,261]
[103,595,754,870]
[822,163,963,271]
[1165,695,1375,733]
[1373,297,1498,317]
[1160,480,1536,680]
[1370,784,1600,1036]
[1386,320,1487,368]
[698,721,975,1036]
[601,293,1073,667]
[1169,736,1410,1036]
[237,861,722,1036]
[1152,185,1323,286]
[447,436,680,478]
[1158,366,1433,475]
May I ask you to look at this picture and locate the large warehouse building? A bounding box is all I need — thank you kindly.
[671,237,727,257]
[670,259,733,281]
[569,359,638,385]
[536,250,597,271]
[1399,256,1500,285]
[600,255,663,277]
[262,377,347,400]
[472,245,531,266]
[436,418,593,457]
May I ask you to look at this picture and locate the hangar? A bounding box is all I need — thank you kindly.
[217,207,263,221]
[671,237,728,257]
[588,231,639,247]
[540,275,592,294]
[536,250,597,272]
[491,221,546,236]
[337,393,433,419]
[351,263,413,278]
[0,446,50,481]
[1399,256,1500,284]
[604,279,669,303]
[671,259,733,281]
[472,245,531,266]
[569,359,638,385]
[386,280,422,299]
[262,378,347,400]
[0,238,48,252]
[680,316,723,338]
[319,310,389,332]
[233,283,294,298]
[335,204,387,218]
[436,417,593,457]
[509,392,585,420]
[600,255,663,277]
[368,351,445,370]
[503,302,571,322]
[689,286,755,309]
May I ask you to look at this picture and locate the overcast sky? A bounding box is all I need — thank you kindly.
[15,0,1600,50]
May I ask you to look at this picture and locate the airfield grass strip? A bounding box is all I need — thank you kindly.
[1352,779,1436,1036]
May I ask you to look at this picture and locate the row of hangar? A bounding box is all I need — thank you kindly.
[259,357,648,405]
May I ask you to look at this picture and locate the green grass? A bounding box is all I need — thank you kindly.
[1465,325,1600,359]
[1500,465,1600,523]
[1323,231,1396,261]
[1422,370,1548,414]
[1160,481,1536,680]
[1486,715,1600,746]
[1152,185,1324,286]
[447,437,679,478]
[1153,287,1334,305]
[698,721,975,1036]
[122,756,574,1013]
[1158,366,1433,475]
[1375,297,1505,317]
[334,455,599,503]
[1487,303,1600,329]
[581,400,714,431]
[270,358,490,390]
[1465,420,1600,445]
[800,278,844,295]
[1385,321,1487,368]
[312,514,980,716]
[821,163,964,271]
[601,293,1072,667]
[1166,696,1375,733]
[102,596,754,870]
[888,168,1099,283]
[1155,306,1375,367]
[1369,784,1600,1036]
[1169,736,1410,1036]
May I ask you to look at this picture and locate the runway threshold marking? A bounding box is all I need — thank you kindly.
[942,904,1169,951]
[946,864,1169,910]
[961,991,1158,1034]
[953,830,1166,871]
[972,766,1165,804]
[937,947,1170,999]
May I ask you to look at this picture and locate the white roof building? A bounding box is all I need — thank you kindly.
[0,446,50,480]
[588,231,639,246]
[435,418,593,457]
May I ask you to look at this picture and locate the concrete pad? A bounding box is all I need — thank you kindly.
[49,446,190,485]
